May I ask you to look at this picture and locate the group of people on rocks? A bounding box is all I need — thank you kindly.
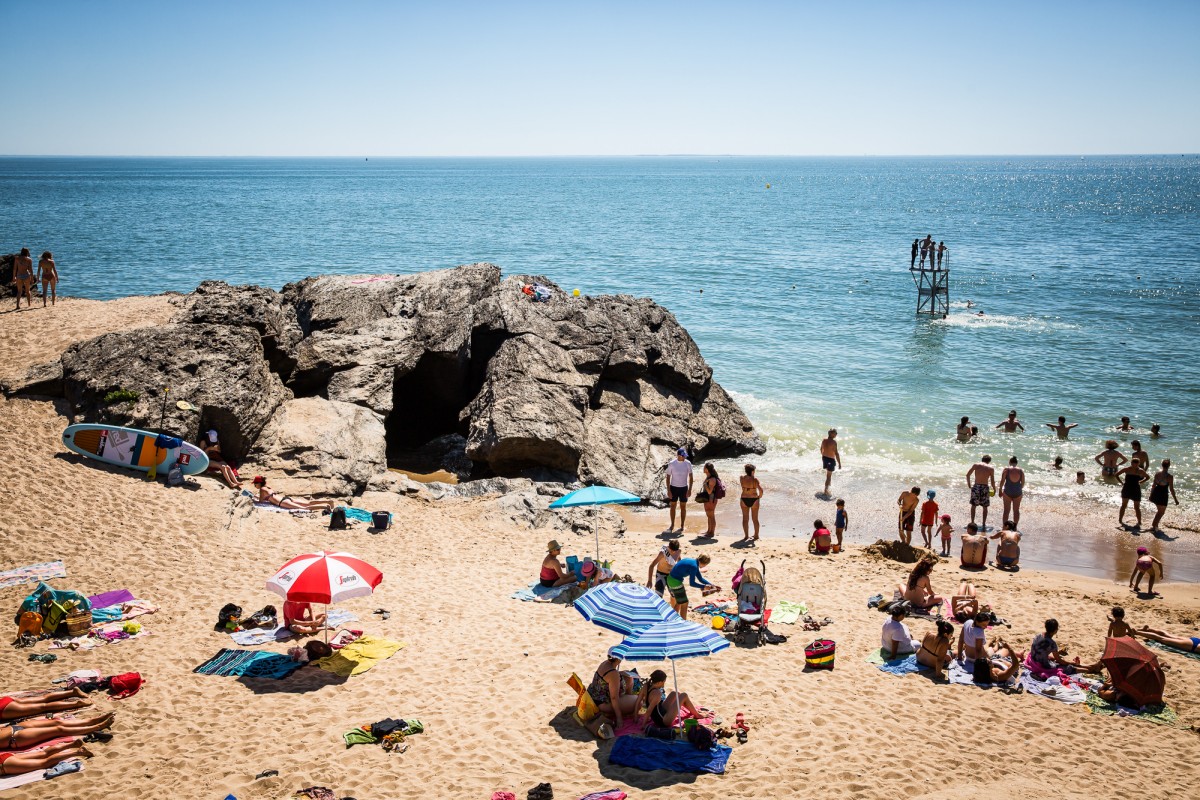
[8,247,58,309]
[197,429,333,511]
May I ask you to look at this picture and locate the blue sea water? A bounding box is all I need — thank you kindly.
[3,155,1199,506]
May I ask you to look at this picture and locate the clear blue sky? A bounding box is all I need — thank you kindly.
[2,1,1197,156]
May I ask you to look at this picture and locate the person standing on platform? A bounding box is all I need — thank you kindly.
[911,238,919,268]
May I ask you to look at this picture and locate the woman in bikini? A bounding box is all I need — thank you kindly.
[635,669,702,730]
[700,463,720,538]
[916,620,955,680]
[645,540,680,596]
[586,649,639,730]
[1134,625,1200,654]
[36,251,57,307]
[0,687,91,720]
[252,476,334,512]
[1094,440,1127,482]
[1148,459,1179,533]
[200,430,241,489]
[0,738,94,777]
[897,555,944,610]
[999,457,1025,529]
[1,712,114,750]
[12,248,34,310]
[739,463,763,542]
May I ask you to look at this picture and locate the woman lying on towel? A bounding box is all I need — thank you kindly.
[0,687,91,720]
[972,638,1025,685]
[1133,625,1200,654]
[200,430,241,490]
[1,712,114,749]
[0,738,93,776]
[635,669,702,729]
[283,600,328,636]
[896,556,943,610]
[252,476,335,512]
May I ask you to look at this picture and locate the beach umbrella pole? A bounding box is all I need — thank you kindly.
[324,603,329,644]
[595,507,600,564]
[671,659,680,730]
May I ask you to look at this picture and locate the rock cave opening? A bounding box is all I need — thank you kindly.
[385,349,474,477]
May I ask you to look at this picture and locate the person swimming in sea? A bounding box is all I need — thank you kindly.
[1093,440,1127,481]
[1044,416,1077,439]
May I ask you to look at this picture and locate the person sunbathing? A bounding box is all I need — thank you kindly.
[635,669,703,729]
[199,430,241,489]
[0,737,93,777]
[1,712,114,749]
[951,581,981,622]
[283,600,328,636]
[587,649,639,730]
[1133,625,1200,654]
[0,687,91,720]
[539,540,578,588]
[916,620,955,680]
[897,555,943,610]
[252,476,335,512]
[973,639,1024,685]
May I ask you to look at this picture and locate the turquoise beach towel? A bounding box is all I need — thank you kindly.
[193,649,303,679]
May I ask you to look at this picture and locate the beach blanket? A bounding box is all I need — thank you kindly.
[0,561,66,589]
[86,589,134,609]
[1085,693,1179,726]
[193,648,304,679]
[607,736,731,775]
[769,600,808,625]
[51,618,152,650]
[579,791,627,800]
[313,635,405,677]
[865,648,927,676]
[1018,673,1087,704]
[89,598,158,626]
[252,501,310,514]
[612,707,713,738]
[512,582,573,602]
[947,658,1019,689]
[228,609,358,646]
[1144,638,1200,661]
[0,736,81,793]
[339,506,375,524]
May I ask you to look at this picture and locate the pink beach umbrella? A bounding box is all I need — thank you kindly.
[265,550,383,642]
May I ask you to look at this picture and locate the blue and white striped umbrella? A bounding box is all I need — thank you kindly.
[573,582,679,635]
[609,617,730,662]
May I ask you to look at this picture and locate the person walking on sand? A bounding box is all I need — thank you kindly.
[1148,459,1179,533]
[1116,460,1149,528]
[897,486,920,545]
[1094,440,1127,481]
[1044,416,1078,439]
[937,241,946,268]
[36,251,57,307]
[739,463,763,542]
[664,447,693,534]
[820,429,841,496]
[966,455,996,529]
[911,238,919,268]
[699,462,722,539]
[12,248,34,310]
[995,410,1024,433]
[999,457,1025,529]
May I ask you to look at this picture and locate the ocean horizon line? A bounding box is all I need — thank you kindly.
[1,152,1197,160]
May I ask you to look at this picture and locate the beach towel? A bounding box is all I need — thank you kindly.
[1085,692,1179,726]
[0,561,66,589]
[312,635,405,677]
[865,648,928,676]
[607,736,731,775]
[228,609,357,646]
[1144,638,1200,662]
[512,582,573,602]
[770,600,808,625]
[612,706,713,738]
[1018,673,1087,704]
[193,648,304,679]
[0,736,81,792]
[89,598,158,626]
[338,506,375,524]
[579,791,627,800]
[343,728,380,747]
[947,658,1019,689]
[51,619,151,650]
[252,501,310,514]
[86,589,134,609]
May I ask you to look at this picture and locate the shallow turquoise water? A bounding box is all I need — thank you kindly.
[3,155,1198,501]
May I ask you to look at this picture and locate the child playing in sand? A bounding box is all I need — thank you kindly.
[809,520,832,555]
[834,499,848,550]
[897,486,920,545]
[919,490,939,549]
[1129,547,1164,596]
[1107,606,1133,638]
[937,514,954,557]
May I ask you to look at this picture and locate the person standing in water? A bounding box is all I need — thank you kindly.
[1116,460,1149,528]
[739,463,763,543]
[966,455,996,530]
[820,429,842,496]
[956,416,972,442]
[36,251,57,307]
[1094,440,1127,481]
[1148,459,1179,533]
[1129,440,1150,473]
[995,410,1024,433]
[1044,416,1078,439]
[999,457,1025,529]
[1118,416,1134,432]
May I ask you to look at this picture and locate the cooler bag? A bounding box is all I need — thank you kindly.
[804,639,836,670]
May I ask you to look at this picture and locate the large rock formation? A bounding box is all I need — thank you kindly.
[28,263,764,496]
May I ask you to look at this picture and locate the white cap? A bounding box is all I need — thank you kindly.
[207,430,218,441]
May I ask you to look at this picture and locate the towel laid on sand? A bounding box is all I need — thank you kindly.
[1085,693,1179,726]
[607,736,731,775]
[579,791,628,800]
[612,707,713,738]
[1018,673,1087,704]
[0,736,81,792]
[947,658,1019,689]
[313,635,405,677]
[86,589,135,609]
[338,506,375,524]
[1144,638,1200,661]
[0,561,66,589]
[865,648,928,676]
[89,598,157,626]
[193,648,304,679]
[51,618,152,650]
[228,609,357,646]
[512,582,574,602]
[770,600,808,625]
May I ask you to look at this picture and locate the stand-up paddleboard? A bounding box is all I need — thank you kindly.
[62,424,209,475]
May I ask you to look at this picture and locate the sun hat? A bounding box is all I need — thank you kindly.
[547,540,561,552]
[582,561,597,577]
[207,429,219,441]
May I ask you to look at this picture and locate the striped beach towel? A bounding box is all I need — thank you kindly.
[0,560,66,589]
[193,649,303,679]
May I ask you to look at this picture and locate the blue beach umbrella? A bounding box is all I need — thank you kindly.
[610,617,730,726]
[573,582,679,635]
[548,485,641,562]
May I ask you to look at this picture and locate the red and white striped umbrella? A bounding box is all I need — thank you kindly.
[264,550,383,605]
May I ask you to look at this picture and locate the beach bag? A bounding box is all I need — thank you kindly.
[713,479,726,500]
[804,639,836,670]
[65,609,93,636]
[166,460,184,487]
[371,511,391,530]
[17,611,43,638]
[43,601,69,635]
[243,605,277,629]
[694,490,711,503]
[109,671,143,699]
[329,508,347,530]
[686,723,716,750]
[215,603,242,631]
[305,640,333,661]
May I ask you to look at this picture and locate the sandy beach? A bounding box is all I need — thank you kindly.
[2,297,1200,800]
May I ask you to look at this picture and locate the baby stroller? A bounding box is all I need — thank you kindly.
[734,560,767,647]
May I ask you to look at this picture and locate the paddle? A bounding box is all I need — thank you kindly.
[146,386,169,480]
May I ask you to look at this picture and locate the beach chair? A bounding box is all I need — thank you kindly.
[734,560,767,647]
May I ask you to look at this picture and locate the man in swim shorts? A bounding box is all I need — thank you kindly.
[896,486,919,545]
[965,455,996,530]
[820,429,841,496]
[664,447,693,534]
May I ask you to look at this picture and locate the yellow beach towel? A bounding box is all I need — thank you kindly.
[314,635,406,677]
